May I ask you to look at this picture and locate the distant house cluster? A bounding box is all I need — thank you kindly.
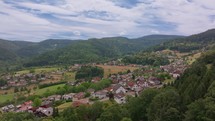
[1,100,53,117]
[0,70,66,90]
[160,59,188,78]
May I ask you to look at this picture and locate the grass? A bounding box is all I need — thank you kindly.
[0,93,14,103]
[97,65,138,77]
[164,78,174,84]
[64,72,76,81]
[16,67,59,74]
[187,52,201,65]
[0,84,65,104]
[34,84,65,96]
[57,102,72,112]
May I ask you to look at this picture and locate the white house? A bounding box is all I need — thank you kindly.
[114,93,126,104]
[92,90,106,99]
[36,107,53,117]
[113,84,127,94]
[62,93,73,100]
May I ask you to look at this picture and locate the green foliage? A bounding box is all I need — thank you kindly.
[175,49,215,105]
[184,97,215,121]
[24,36,179,67]
[126,88,159,121]
[0,79,7,87]
[121,117,132,121]
[67,79,111,93]
[38,81,66,89]
[99,104,128,121]
[123,52,169,66]
[32,97,42,107]
[152,29,215,52]
[0,112,36,121]
[75,66,104,80]
[147,88,182,121]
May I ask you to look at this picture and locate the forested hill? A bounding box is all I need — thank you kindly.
[0,39,76,61]
[23,35,182,67]
[151,29,215,52]
[175,49,215,105]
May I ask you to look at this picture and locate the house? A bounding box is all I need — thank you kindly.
[62,93,73,100]
[35,107,53,117]
[173,73,180,78]
[92,90,107,99]
[17,101,33,112]
[127,81,138,91]
[73,92,85,100]
[48,95,61,101]
[148,77,161,85]
[91,77,101,83]
[113,84,127,94]
[1,104,15,112]
[72,99,89,107]
[114,92,126,104]
[87,88,95,94]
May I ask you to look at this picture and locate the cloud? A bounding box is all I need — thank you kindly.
[0,0,215,41]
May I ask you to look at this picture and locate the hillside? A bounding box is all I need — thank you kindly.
[16,39,77,57]
[24,35,182,67]
[0,39,76,61]
[152,29,215,52]
[2,48,214,121]
[123,29,215,66]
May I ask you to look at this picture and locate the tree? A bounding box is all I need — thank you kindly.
[0,112,35,121]
[147,89,182,121]
[14,87,19,93]
[0,79,7,87]
[88,101,104,121]
[53,108,59,118]
[32,97,42,107]
[184,97,215,121]
[126,88,159,121]
[99,104,126,121]
[61,107,78,121]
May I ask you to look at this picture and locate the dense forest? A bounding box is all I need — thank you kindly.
[23,36,181,67]
[122,52,170,66]
[75,66,104,80]
[151,29,215,52]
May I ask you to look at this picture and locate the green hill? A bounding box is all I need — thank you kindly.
[24,35,182,67]
[152,29,215,52]
[0,39,76,61]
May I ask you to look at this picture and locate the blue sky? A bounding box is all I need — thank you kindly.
[0,0,215,42]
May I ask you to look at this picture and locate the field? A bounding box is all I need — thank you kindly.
[0,83,66,104]
[97,65,138,77]
[57,102,72,112]
[0,93,14,103]
[64,72,76,81]
[16,67,59,75]
[187,52,201,65]
[34,84,65,96]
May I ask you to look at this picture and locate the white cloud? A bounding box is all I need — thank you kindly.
[0,0,215,41]
[73,31,81,36]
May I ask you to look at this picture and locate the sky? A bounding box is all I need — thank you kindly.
[0,0,215,42]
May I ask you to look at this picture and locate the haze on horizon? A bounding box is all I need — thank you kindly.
[0,0,215,42]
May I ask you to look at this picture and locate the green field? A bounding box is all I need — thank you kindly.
[0,84,65,104]
[57,102,72,112]
[0,93,14,103]
[16,67,59,74]
[34,84,65,96]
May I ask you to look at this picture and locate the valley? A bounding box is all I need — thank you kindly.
[0,29,215,121]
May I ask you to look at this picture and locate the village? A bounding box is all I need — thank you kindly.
[0,50,190,117]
